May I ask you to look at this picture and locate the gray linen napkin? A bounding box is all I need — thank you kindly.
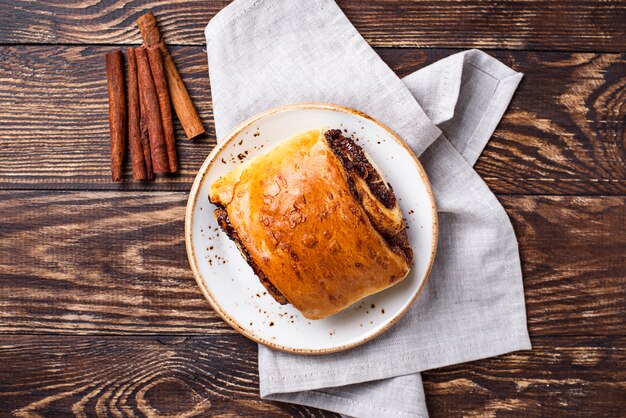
[205,0,531,416]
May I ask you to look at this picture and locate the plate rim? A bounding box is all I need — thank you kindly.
[185,102,438,354]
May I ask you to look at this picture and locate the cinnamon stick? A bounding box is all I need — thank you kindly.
[136,12,205,140]
[147,46,178,173]
[126,48,147,180]
[139,90,155,179]
[105,50,126,182]
[134,47,169,174]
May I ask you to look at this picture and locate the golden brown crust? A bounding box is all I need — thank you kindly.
[210,129,411,320]
[213,206,288,305]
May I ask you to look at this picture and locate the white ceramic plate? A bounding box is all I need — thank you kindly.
[185,103,437,354]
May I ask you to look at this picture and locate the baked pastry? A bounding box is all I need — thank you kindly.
[210,128,412,319]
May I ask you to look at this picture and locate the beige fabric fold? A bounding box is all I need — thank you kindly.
[205,1,531,416]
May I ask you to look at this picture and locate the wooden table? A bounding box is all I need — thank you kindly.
[0,1,624,416]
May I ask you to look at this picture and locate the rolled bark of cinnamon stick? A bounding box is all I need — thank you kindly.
[105,50,126,182]
[134,47,170,174]
[139,92,155,179]
[126,48,147,180]
[147,46,178,173]
[136,12,205,140]
[137,57,155,180]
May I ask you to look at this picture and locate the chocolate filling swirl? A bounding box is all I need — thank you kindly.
[324,129,397,209]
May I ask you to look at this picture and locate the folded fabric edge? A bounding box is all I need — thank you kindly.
[464,49,519,80]
[401,49,523,165]
[400,49,520,129]
[460,71,523,166]
[401,51,464,126]
[263,389,425,418]
[260,332,531,395]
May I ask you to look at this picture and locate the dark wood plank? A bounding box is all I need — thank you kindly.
[507,195,626,338]
[0,335,339,417]
[0,335,623,417]
[0,0,624,51]
[0,191,230,335]
[0,46,624,195]
[422,336,626,417]
[0,191,623,336]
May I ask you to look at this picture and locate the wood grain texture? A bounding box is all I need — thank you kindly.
[0,335,623,417]
[0,46,624,194]
[422,336,626,417]
[0,2,624,416]
[0,335,339,417]
[0,191,623,336]
[0,0,624,51]
[506,195,626,337]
